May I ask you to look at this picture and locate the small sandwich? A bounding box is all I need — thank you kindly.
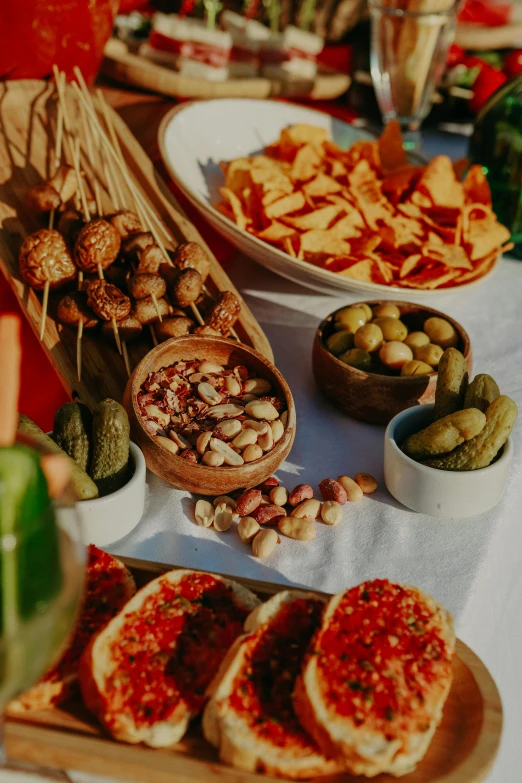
[79,569,260,747]
[293,579,456,777]
[220,10,270,78]
[203,590,343,779]
[260,25,324,81]
[140,12,232,82]
[9,545,136,713]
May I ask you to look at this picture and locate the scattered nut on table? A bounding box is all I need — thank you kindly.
[354,472,378,494]
[252,528,278,558]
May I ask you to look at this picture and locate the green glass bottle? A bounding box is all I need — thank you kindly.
[469,75,522,259]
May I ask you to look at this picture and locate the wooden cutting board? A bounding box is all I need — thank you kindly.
[6,558,503,783]
[0,79,273,412]
[102,38,351,102]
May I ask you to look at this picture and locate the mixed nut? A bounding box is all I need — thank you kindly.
[193,472,378,557]
[323,302,462,376]
[401,348,518,470]
[138,359,288,466]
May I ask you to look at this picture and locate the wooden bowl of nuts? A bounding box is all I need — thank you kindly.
[123,336,296,495]
[312,301,472,425]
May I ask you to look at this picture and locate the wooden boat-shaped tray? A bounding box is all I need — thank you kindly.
[6,557,502,783]
[102,38,351,102]
[0,79,273,412]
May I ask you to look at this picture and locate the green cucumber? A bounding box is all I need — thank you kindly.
[53,402,92,472]
[89,399,130,497]
[17,415,98,501]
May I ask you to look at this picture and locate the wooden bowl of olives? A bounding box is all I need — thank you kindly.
[312,301,472,425]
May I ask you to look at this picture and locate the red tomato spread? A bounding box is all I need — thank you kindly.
[105,573,249,727]
[44,545,132,683]
[228,597,324,749]
[313,580,453,731]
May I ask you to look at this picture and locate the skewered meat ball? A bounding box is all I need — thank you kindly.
[205,291,241,335]
[170,268,202,309]
[136,244,163,275]
[27,184,61,213]
[174,242,210,281]
[49,165,77,204]
[57,210,84,246]
[19,229,76,290]
[128,273,166,301]
[57,291,98,328]
[155,316,194,342]
[86,279,131,322]
[121,231,155,262]
[74,219,121,273]
[102,312,143,343]
[134,295,170,325]
[108,211,142,239]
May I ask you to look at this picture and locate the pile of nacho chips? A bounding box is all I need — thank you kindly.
[216,122,513,290]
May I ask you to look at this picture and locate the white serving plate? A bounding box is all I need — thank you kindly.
[158,98,499,298]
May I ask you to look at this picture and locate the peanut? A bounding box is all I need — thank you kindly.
[198,382,222,405]
[156,436,179,455]
[243,444,263,462]
[210,437,244,466]
[214,503,233,531]
[196,431,212,455]
[256,477,278,492]
[225,375,242,396]
[271,419,284,443]
[245,400,279,421]
[243,419,269,435]
[213,495,236,509]
[202,451,224,467]
[321,501,342,526]
[291,499,321,520]
[279,516,316,541]
[243,378,272,395]
[207,404,245,420]
[195,499,214,527]
[144,404,170,428]
[434,348,468,420]
[319,478,348,505]
[198,360,224,374]
[270,486,288,506]
[252,528,278,558]
[169,430,192,449]
[238,516,260,543]
[258,427,274,452]
[337,475,363,502]
[251,504,286,525]
[180,449,198,463]
[402,408,487,460]
[355,473,378,494]
[232,428,258,450]
[213,419,242,441]
[288,484,313,506]
[280,411,288,427]
[236,489,262,516]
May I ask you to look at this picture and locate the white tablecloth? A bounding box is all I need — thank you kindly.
[7,137,522,783]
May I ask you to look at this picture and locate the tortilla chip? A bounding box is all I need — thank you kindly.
[283,236,297,257]
[300,230,352,260]
[303,172,342,198]
[290,144,322,183]
[262,189,289,207]
[349,171,394,231]
[465,213,511,261]
[264,191,306,219]
[344,140,381,171]
[225,158,254,192]
[280,124,329,161]
[415,156,465,209]
[454,252,497,283]
[463,165,491,206]
[284,204,344,231]
[400,253,423,278]
[382,166,423,203]
[399,266,461,289]
[424,243,472,270]
[220,187,250,230]
[339,259,375,282]
[411,190,433,209]
[257,222,297,242]
[329,159,348,180]
[378,120,408,175]
[330,214,364,240]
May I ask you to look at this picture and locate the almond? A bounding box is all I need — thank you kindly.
[319,478,348,505]
[236,489,262,516]
[288,483,313,506]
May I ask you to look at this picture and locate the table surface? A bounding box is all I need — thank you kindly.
[2,82,521,783]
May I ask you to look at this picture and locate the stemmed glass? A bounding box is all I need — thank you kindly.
[0,437,85,767]
[369,0,460,151]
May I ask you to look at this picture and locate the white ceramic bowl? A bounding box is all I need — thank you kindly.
[158,98,499,298]
[76,442,146,546]
[384,405,513,519]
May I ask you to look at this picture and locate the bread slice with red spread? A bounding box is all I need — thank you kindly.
[203,590,343,779]
[79,568,260,747]
[9,545,136,713]
[293,579,456,777]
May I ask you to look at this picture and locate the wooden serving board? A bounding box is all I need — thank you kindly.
[6,558,502,783]
[0,79,273,412]
[102,38,351,102]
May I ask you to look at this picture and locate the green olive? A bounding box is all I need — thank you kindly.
[404,331,430,350]
[372,303,400,319]
[373,317,408,342]
[354,323,383,353]
[338,348,372,371]
[326,330,354,356]
[334,306,368,334]
[423,317,458,349]
[401,360,434,377]
[357,303,373,322]
[414,343,444,368]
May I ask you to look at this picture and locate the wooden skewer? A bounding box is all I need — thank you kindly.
[150,293,163,322]
[80,102,103,216]
[76,320,83,382]
[39,282,50,342]
[94,89,126,210]
[122,340,131,378]
[0,315,22,446]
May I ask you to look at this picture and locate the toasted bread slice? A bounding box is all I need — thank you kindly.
[293,580,455,777]
[203,590,343,779]
[9,545,136,713]
[79,568,260,747]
